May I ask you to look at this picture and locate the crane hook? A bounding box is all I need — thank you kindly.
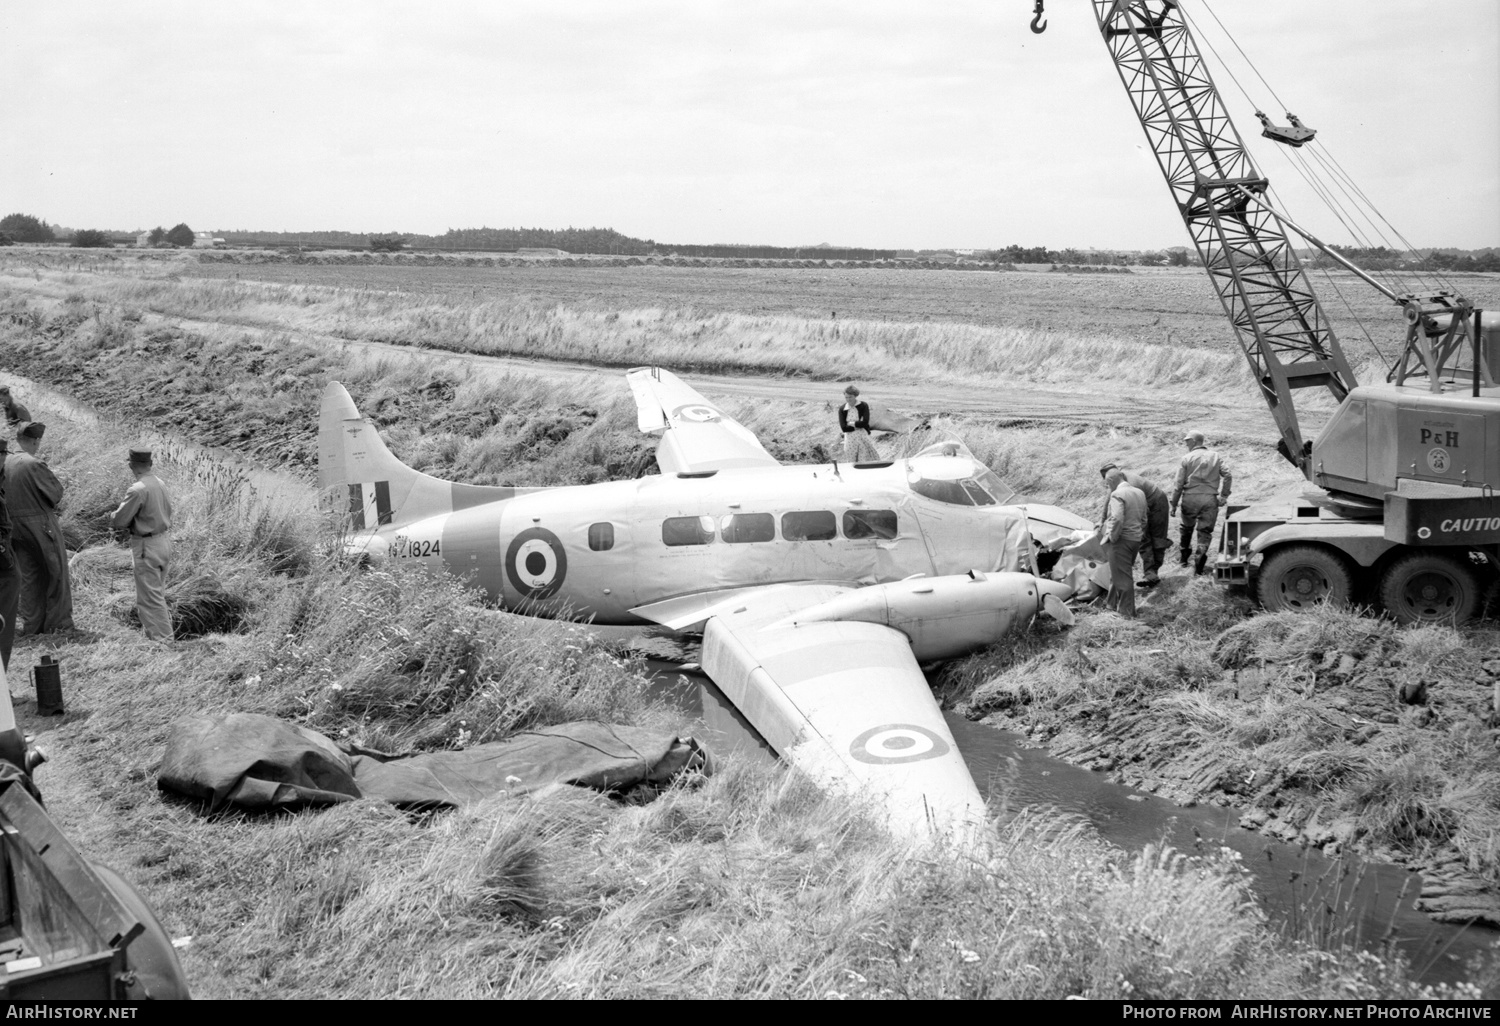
[1030,0,1047,33]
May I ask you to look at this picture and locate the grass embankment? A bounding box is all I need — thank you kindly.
[1,252,1254,394]
[5,386,1488,999]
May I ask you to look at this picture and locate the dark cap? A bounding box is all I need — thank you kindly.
[0,385,10,394]
[1098,461,1119,477]
[18,422,44,440]
[128,449,153,466]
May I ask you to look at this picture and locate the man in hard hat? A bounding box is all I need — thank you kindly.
[1098,461,1171,587]
[3,424,74,636]
[1170,430,1233,575]
[0,439,18,671]
[110,449,174,642]
[1097,467,1148,618]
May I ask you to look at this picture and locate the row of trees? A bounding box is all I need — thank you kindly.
[7,212,1496,269]
[0,214,198,248]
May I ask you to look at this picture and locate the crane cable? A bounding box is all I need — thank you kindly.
[1192,0,1438,294]
[1180,0,1452,368]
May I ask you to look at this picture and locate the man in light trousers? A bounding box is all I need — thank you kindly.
[1098,468,1148,618]
[111,449,174,641]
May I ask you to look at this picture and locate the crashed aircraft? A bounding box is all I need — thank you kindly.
[318,368,1091,843]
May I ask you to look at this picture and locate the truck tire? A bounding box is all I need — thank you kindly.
[89,863,191,1000]
[1256,545,1354,613]
[1378,552,1480,625]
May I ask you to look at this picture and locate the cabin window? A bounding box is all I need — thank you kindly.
[662,515,715,546]
[588,523,615,551]
[720,512,775,543]
[781,510,836,541]
[843,509,898,540]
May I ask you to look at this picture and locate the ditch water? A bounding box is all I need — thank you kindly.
[644,656,1498,988]
[9,369,1494,988]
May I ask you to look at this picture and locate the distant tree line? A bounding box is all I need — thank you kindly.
[651,244,899,261]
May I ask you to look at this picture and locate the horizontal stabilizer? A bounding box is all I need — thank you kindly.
[624,367,781,474]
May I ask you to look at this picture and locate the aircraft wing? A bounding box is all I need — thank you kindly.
[699,583,985,845]
[626,367,781,474]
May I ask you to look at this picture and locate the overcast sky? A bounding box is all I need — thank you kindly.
[3,1,1496,249]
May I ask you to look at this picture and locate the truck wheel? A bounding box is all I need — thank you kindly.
[1256,545,1354,612]
[1379,553,1480,625]
[89,863,192,1000]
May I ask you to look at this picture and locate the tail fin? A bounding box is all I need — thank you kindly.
[318,381,516,532]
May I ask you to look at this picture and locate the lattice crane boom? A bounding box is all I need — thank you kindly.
[1092,0,1359,474]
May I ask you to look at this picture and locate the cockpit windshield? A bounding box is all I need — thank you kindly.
[907,456,1018,507]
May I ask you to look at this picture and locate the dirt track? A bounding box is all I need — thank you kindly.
[161,309,1264,439]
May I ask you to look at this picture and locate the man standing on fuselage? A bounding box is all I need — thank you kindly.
[1171,431,1232,575]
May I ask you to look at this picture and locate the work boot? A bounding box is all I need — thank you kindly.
[1138,579,1159,589]
[1193,552,1208,575]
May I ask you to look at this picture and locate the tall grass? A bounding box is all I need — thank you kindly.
[7,370,1490,998]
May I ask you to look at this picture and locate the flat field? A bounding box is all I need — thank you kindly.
[189,260,1499,366]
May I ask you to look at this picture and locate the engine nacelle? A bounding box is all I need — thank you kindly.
[770,570,1074,661]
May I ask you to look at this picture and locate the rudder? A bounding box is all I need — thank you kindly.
[318,381,459,532]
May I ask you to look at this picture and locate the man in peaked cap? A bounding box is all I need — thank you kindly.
[3,423,75,636]
[111,448,174,641]
[0,438,18,671]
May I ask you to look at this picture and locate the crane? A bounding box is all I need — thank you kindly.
[1040,0,1500,623]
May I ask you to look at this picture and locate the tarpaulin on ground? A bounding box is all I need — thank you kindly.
[158,711,708,811]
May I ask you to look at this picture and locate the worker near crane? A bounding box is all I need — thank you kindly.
[1098,461,1171,587]
[110,449,175,642]
[3,424,74,636]
[1097,467,1148,618]
[0,439,17,671]
[1170,431,1233,576]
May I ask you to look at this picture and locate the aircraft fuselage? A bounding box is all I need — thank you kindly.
[360,460,1029,623]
